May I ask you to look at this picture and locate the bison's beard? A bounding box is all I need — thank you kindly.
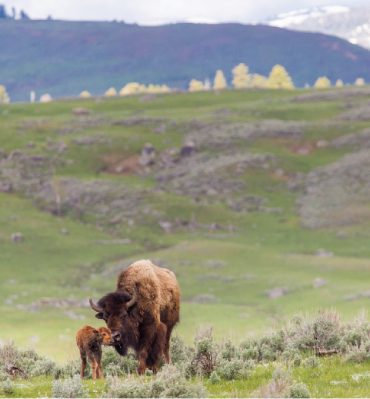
[113,325,138,356]
[113,341,128,356]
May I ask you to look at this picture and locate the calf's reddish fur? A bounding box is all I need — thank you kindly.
[76,326,112,379]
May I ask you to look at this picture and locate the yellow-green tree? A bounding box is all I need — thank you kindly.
[79,90,91,98]
[267,65,294,89]
[354,77,365,86]
[314,76,331,89]
[0,85,10,103]
[232,63,250,89]
[40,93,52,103]
[189,79,205,92]
[104,87,117,97]
[146,84,171,94]
[213,69,227,90]
[119,82,144,96]
[335,79,344,88]
[250,74,267,89]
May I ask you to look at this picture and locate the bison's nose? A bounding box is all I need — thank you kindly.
[112,332,121,342]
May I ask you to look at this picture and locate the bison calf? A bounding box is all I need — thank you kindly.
[76,325,112,379]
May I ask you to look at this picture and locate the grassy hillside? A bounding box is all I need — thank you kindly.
[2,20,370,100]
[0,88,370,367]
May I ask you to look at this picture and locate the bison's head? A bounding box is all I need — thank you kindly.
[89,291,137,352]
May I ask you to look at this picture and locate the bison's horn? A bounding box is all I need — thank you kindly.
[89,298,103,313]
[126,289,137,309]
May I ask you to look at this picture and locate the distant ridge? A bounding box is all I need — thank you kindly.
[268,5,370,50]
[1,19,370,101]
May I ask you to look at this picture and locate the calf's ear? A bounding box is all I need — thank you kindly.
[95,312,104,319]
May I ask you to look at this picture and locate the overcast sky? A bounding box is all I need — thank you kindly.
[2,0,369,24]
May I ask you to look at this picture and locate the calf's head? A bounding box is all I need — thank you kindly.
[97,327,113,345]
[89,291,136,344]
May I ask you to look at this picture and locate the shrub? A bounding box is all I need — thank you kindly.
[102,347,137,376]
[302,356,320,368]
[0,342,56,378]
[221,340,237,361]
[106,376,150,398]
[312,310,341,349]
[340,314,370,353]
[209,371,221,384]
[52,375,86,398]
[289,382,311,398]
[240,343,259,361]
[54,359,81,379]
[216,358,251,380]
[282,347,302,366]
[190,329,218,376]
[344,346,370,363]
[29,358,56,377]
[0,343,19,370]
[170,335,190,366]
[1,379,14,396]
[154,365,206,398]
[106,365,207,398]
[254,368,292,398]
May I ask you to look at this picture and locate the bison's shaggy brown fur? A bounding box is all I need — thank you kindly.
[76,325,112,379]
[90,259,180,374]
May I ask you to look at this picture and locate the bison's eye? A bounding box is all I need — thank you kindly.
[95,312,104,320]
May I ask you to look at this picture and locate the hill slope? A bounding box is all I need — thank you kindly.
[2,20,370,100]
[0,88,370,361]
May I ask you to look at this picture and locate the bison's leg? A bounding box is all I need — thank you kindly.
[87,352,99,380]
[152,322,167,372]
[146,322,167,373]
[164,324,174,364]
[137,348,149,375]
[79,351,87,379]
[96,352,103,379]
[136,323,159,374]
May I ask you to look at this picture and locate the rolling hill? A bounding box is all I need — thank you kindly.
[1,87,370,364]
[1,20,370,100]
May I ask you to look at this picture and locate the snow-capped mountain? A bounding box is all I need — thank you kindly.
[268,5,370,50]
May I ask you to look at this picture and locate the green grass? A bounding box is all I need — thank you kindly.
[2,358,370,398]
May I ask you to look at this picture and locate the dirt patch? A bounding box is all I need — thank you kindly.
[289,142,316,155]
[101,153,143,174]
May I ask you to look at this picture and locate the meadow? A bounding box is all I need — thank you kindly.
[0,87,369,396]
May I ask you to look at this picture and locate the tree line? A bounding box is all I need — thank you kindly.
[0,63,367,104]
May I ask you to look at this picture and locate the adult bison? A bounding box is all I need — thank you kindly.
[89,259,180,374]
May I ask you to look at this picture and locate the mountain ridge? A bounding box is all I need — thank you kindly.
[1,19,370,100]
[268,5,370,50]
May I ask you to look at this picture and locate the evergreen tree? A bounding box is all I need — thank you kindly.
[20,10,30,20]
[0,5,9,19]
